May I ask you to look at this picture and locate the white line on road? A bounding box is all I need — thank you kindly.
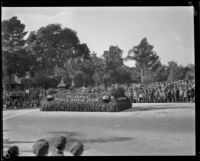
[3,110,38,121]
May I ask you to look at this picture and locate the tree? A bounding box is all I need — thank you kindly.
[2,16,27,51]
[102,46,123,69]
[90,52,111,89]
[90,52,105,86]
[185,64,195,80]
[114,65,134,84]
[167,61,179,81]
[26,24,90,76]
[102,46,124,89]
[78,58,95,87]
[125,37,159,82]
[153,63,169,82]
[64,57,84,87]
[2,16,31,89]
[176,64,195,81]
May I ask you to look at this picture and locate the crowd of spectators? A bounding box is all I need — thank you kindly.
[112,80,195,103]
[3,80,195,110]
[3,88,46,110]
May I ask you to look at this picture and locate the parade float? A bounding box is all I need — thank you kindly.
[41,85,132,112]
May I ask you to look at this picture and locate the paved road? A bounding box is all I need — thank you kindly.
[3,103,195,156]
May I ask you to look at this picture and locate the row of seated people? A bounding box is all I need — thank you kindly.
[4,136,84,158]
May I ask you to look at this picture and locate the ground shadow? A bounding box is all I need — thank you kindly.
[45,131,84,137]
[80,136,135,144]
[45,131,135,151]
[3,139,35,144]
[47,136,135,152]
[45,131,135,143]
[123,105,192,112]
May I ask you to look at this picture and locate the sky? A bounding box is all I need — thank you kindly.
[2,7,195,67]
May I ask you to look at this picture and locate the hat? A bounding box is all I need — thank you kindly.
[70,142,84,156]
[32,139,49,156]
[7,146,19,157]
[54,136,67,150]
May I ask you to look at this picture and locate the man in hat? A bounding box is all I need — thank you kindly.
[49,136,67,156]
[70,142,84,156]
[32,139,49,156]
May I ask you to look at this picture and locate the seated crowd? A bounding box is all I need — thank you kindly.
[4,136,84,158]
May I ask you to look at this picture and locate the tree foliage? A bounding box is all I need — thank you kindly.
[26,24,90,76]
[2,16,32,79]
[2,17,195,89]
[167,61,179,81]
[126,37,159,82]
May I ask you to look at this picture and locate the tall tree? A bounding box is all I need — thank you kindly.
[2,16,31,89]
[185,64,195,80]
[102,46,124,88]
[176,64,195,81]
[153,63,169,82]
[90,52,105,86]
[26,24,90,76]
[64,57,84,87]
[125,37,159,82]
[167,61,179,81]
[2,16,27,51]
[78,58,95,87]
[103,46,123,69]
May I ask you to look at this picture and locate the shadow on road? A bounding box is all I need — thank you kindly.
[3,139,35,144]
[46,131,84,137]
[123,105,192,112]
[45,131,135,151]
[80,136,135,144]
[46,131,135,143]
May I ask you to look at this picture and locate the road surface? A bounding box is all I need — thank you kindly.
[3,103,195,156]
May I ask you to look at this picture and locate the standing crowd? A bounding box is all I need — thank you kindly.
[112,80,195,103]
[3,80,195,110]
[3,88,46,110]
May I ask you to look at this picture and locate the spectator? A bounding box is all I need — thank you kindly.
[121,80,195,103]
[32,139,49,156]
[7,146,19,158]
[70,142,84,156]
[3,88,45,110]
[183,88,188,102]
[49,136,67,156]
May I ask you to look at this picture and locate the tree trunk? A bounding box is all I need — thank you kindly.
[144,68,146,82]
[8,75,12,90]
[71,79,75,87]
[186,72,188,80]
[140,68,144,83]
[104,79,108,91]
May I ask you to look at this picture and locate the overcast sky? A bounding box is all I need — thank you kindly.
[2,7,194,67]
